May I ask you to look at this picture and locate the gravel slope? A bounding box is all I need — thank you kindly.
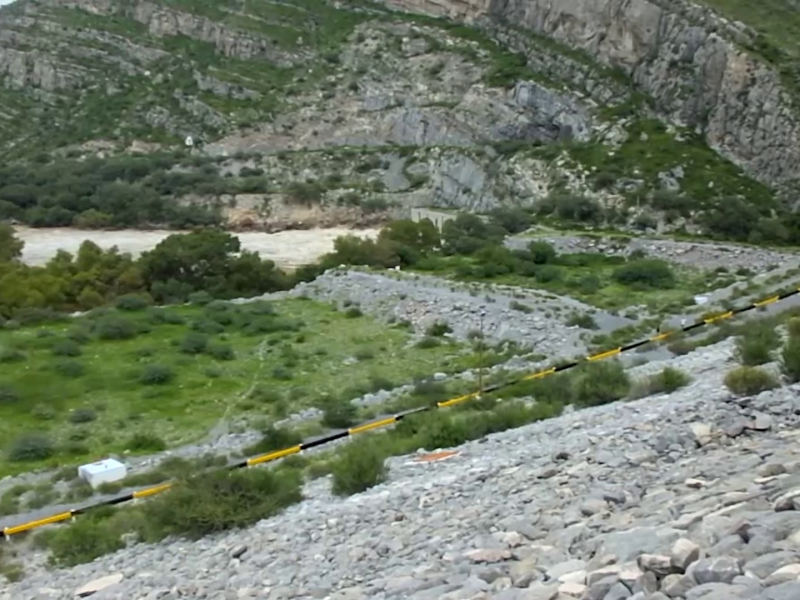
[3,335,800,599]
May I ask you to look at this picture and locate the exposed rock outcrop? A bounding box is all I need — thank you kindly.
[378,0,800,194]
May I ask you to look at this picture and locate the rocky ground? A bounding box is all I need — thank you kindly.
[4,234,800,532]
[506,235,800,274]
[4,327,800,599]
[286,269,632,355]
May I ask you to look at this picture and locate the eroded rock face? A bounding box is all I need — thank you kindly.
[379,0,800,192]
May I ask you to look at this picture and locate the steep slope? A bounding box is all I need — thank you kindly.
[0,0,796,239]
[3,335,800,599]
[379,0,800,195]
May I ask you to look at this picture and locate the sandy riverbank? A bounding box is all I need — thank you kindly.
[15,226,380,269]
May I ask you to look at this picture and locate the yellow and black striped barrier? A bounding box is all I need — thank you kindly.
[3,285,799,539]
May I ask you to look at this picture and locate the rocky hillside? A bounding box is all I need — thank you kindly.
[0,0,798,235]
[5,325,800,600]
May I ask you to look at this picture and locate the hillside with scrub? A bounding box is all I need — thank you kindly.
[0,0,798,244]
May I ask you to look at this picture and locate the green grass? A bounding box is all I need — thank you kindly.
[699,0,800,56]
[566,119,777,210]
[698,0,800,103]
[415,252,739,314]
[0,298,474,478]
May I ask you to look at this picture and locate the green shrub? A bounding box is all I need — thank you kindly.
[426,321,452,337]
[51,339,82,357]
[667,339,695,355]
[69,408,97,424]
[344,307,363,318]
[191,319,225,334]
[416,336,441,349]
[54,359,86,378]
[140,365,175,386]
[67,327,92,343]
[510,301,533,313]
[416,414,476,450]
[38,508,126,567]
[248,385,283,404]
[115,294,151,312]
[271,366,293,381]
[8,434,55,462]
[527,241,557,264]
[724,366,778,396]
[331,440,388,497]
[126,432,167,452]
[188,291,214,306]
[571,360,630,407]
[0,545,24,582]
[179,332,208,355]
[787,318,800,339]
[149,310,185,325]
[141,468,303,539]
[566,312,599,330]
[629,367,691,399]
[322,398,358,429]
[0,385,20,405]
[31,403,57,420]
[95,316,139,340]
[734,324,779,366]
[0,347,26,363]
[613,259,675,289]
[781,334,800,382]
[244,426,303,456]
[206,343,235,361]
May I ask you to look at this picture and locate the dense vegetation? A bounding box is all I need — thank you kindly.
[0,152,237,228]
[0,223,293,318]
[307,212,741,313]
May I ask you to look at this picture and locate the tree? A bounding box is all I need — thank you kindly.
[139,230,241,299]
[378,219,440,253]
[0,223,23,262]
[442,213,506,255]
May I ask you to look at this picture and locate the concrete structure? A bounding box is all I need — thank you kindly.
[410,207,457,231]
[78,458,127,489]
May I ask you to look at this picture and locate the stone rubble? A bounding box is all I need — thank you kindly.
[505,235,800,274]
[3,333,800,600]
[287,269,633,354]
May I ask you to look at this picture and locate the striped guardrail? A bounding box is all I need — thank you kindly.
[3,285,799,539]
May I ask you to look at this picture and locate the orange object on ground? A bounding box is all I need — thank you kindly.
[414,450,459,463]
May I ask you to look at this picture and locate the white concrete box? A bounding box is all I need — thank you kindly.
[78,458,127,488]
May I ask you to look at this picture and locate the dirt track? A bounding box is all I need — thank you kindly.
[15,227,379,269]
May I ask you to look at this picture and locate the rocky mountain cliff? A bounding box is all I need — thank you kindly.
[382,0,800,195]
[0,0,797,233]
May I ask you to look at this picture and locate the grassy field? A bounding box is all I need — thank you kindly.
[416,251,742,316]
[0,297,475,479]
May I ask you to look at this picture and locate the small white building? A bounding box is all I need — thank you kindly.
[78,459,127,489]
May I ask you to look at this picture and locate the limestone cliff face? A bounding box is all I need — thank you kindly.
[378,0,800,193]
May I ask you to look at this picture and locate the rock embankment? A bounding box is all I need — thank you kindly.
[288,269,633,355]
[506,235,799,274]
[4,334,800,600]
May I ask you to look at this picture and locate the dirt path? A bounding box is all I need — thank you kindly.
[15,226,380,269]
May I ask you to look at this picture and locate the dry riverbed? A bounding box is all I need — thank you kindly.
[15,227,379,269]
